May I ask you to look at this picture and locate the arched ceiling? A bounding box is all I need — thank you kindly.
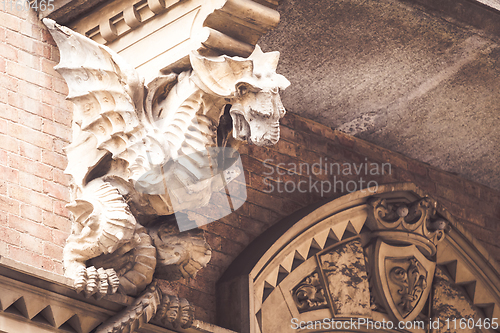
[258,0,500,190]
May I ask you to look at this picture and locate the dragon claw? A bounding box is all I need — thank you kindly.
[85,266,98,297]
[74,266,87,293]
[96,268,109,298]
[73,266,120,297]
[107,268,120,293]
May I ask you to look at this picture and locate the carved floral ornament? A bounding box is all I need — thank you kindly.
[43,17,289,333]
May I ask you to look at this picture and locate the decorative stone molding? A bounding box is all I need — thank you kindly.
[0,257,236,333]
[218,183,500,333]
[0,275,115,332]
[72,0,279,45]
[40,0,283,83]
[43,12,288,332]
[367,197,447,257]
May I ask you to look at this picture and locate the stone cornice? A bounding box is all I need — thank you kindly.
[38,0,111,25]
[39,0,283,82]
[0,257,235,333]
[39,0,279,25]
[408,0,500,38]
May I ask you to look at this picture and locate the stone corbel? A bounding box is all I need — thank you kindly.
[39,0,283,82]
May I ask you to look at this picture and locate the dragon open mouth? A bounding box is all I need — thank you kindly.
[231,111,251,142]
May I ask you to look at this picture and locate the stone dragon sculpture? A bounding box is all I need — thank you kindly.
[43,18,289,332]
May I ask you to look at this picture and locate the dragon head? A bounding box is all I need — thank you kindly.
[190,45,290,146]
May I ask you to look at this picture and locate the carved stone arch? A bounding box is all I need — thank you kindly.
[217,183,500,333]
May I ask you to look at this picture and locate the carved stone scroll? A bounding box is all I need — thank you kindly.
[367,197,447,256]
[366,197,448,322]
[292,272,328,313]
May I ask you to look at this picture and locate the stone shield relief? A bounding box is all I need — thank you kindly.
[373,240,436,322]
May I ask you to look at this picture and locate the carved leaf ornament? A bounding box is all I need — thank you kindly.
[389,258,427,317]
[292,272,328,312]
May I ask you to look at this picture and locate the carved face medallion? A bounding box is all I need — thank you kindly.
[373,240,435,322]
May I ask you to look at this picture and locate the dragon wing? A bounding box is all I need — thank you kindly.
[43,18,150,188]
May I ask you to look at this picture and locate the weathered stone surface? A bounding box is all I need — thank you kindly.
[259,0,500,190]
[432,267,481,333]
[319,239,371,317]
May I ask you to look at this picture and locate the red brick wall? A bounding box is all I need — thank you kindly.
[0,6,71,275]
